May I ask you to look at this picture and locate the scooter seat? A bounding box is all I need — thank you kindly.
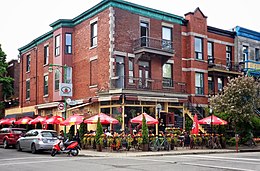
[64,141,76,147]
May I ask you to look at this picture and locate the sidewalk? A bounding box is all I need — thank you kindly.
[79,146,260,157]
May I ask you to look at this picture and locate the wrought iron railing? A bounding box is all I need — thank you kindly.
[133,36,174,53]
[110,76,186,94]
[208,57,242,72]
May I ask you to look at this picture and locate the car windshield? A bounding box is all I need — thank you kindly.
[12,129,26,134]
[41,131,57,137]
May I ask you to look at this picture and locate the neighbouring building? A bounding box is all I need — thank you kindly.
[7,0,257,133]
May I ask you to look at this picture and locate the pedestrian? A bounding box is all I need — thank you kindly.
[75,129,81,148]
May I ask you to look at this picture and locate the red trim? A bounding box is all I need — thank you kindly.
[125,96,138,101]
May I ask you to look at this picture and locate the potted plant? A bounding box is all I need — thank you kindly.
[142,114,149,151]
[95,117,103,152]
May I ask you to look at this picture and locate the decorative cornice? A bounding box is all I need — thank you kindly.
[235,26,260,41]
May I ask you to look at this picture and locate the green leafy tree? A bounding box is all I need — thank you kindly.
[210,76,260,137]
[0,44,14,100]
[142,115,149,144]
[95,117,103,145]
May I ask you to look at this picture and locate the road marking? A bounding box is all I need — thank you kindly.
[0,157,50,161]
[182,162,256,171]
[184,155,260,162]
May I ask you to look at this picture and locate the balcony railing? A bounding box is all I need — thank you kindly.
[133,37,174,54]
[110,76,186,94]
[208,57,241,72]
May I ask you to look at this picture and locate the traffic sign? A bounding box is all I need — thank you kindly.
[58,102,65,111]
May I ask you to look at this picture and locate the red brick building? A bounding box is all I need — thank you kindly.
[8,0,242,132]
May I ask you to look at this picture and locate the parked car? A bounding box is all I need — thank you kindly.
[16,129,58,154]
[0,128,26,149]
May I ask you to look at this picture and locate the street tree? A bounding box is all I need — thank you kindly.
[0,44,14,118]
[210,76,260,137]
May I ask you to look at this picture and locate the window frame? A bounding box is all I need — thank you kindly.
[26,54,31,72]
[255,48,259,61]
[207,42,214,63]
[65,33,72,54]
[195,37,203,60]
[90,21,98,47]
[242,45,248,61]
[54,70,60,91]
[128,58,134,84]
[55,35,60,56]
[26,79,30,100]
[162,26,172,50]
[44,45,49,65]
[226,46,232,68]
[162,63,173,87]
[195,72,204,95]
[44,75,48,96]
[217,77,224,92]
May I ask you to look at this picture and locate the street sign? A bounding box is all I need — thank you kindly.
[59,83,73,97]
[58,102,65,111]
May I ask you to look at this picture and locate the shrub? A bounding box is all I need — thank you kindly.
[142,115,149,144]
[95,117,103,145]
[227,137,236,146]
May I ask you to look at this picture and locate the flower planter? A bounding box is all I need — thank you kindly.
[142,144,149,151]
[96,144,102,152]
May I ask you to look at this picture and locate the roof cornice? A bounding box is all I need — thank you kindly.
[19,0,185,54]
[235,26,260,41]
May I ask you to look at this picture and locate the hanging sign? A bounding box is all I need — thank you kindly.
[59,83,73,97]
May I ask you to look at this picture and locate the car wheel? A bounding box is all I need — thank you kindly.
[3,140,9,149]
[31,143,37,154]
[16,142,22,151]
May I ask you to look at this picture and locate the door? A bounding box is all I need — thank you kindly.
[140,22,149,47]
[138,61,150,89]
[115,56,125,88]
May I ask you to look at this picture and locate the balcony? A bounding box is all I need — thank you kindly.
[110,76,186,94]
[133,37,174,57]
[208,57,242,75]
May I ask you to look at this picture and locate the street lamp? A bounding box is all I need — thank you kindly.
[209,107,213,135]
[48,63,71,136]
[156,103,162,136]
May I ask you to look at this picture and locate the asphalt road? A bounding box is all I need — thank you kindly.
[0,147,259,171]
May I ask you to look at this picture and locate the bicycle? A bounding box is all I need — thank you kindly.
[149,135,170,151]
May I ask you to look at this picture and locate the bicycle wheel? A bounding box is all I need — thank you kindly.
[164,141,170,151]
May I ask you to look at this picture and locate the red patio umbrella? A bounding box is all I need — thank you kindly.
[42,115,64,125]
[198,115,227,125]
[0,118,16,125]
[191,114,199,135]
[28,116,47,124]
[15,116,33,125]
[60,115,84,126]
[84,113,119,124]
[130,113,159,125]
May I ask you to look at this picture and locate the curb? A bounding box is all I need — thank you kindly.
[78,149,237,157]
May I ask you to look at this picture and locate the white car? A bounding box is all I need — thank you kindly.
[16,129,58,154]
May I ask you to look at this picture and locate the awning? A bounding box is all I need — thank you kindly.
[138,96,178,102]
[5,112,35,119]
[67,103,92,111]
[35,102,59,109]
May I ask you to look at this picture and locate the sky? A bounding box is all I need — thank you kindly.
[0,0,259,62]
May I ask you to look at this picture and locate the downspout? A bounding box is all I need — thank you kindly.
[34,42,38,105]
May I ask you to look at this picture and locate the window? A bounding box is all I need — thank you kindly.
[90,59,98,85]
[140,22,149,47]
[195,72,204,95]
[162,63,173,87]
[115,56,125,88]
[44,45,49,65]
[55,35,60,56]
[129,58,134,84]
[91,22,97,47]
[44,75,48,95]
[26,54,31,72]
[226,46,232,68]
[207,42,213,63]
[26,79,30,99]
[162,27,172,50]
[65,33,72,54]
[218,77,223,92]
[54,70,60,91]
[255,48,259,61]
[243,46,248,61]
[195,37,203,60]
[208,76,214,95]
